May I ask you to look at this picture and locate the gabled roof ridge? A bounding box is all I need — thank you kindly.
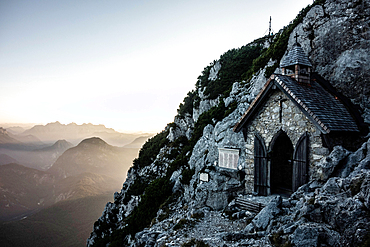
[234,74,359,134]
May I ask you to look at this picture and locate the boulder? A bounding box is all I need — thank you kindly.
[248,196,282,231]
[315,146,351,181]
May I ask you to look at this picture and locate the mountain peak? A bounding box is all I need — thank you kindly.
[52,139,73,149]
[78,137,109,147]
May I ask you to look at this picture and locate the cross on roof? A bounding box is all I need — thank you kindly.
[294,33,299,44]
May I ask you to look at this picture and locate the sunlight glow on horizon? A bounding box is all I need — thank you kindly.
[0,0,313,133]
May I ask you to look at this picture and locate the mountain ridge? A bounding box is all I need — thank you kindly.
[19,121,148,146]
[88,0,370,246]
[48,137,135,181]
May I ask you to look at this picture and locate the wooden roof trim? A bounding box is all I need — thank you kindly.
[233,75,275,132]
[234,74,331,134]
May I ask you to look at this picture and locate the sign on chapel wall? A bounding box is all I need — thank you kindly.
[218,148,239,169]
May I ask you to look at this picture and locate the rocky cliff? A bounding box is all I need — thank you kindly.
[88,0,370,246]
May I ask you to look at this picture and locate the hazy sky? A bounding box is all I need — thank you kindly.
[0,0,312,133]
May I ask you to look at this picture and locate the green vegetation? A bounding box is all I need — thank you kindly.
[93,177,174,246]
[202,44,264,99]
[181,168,195,185]
[92,1,328,245]
[176,0,325,121]
[244,0,325,81]
[121,178,148,204]
[122,177,173,236]
[178,90,198,117]
[133,130,169,169]
[177,43,264,118]
[307,196,315,205]
[190,212,205,220]
[359,230,370,247]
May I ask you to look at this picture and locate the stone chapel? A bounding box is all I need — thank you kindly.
[233,42,362,196]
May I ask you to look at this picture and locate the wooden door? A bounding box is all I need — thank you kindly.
[293,133,309,191]
[254,134,268,195]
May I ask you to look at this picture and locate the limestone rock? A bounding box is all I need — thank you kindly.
[246,196,282,232]
[208,61,221,81]
[290,223,341,247]
[88,1,370,246]
[315,145,351,181]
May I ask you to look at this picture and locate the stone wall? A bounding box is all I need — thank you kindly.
[243,89,329,194]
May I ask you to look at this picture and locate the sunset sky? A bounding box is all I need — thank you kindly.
[0,0,312,133]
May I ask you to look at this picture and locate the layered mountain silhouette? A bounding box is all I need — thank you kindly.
[48,137,136,181]
[0,134,147,246]
[0,127,23,147]
[0,122,153,170]
[0,163,55,220]
[0,139,73,170]
[0,136,140,220]
[20,121,151,146]
[0,154,18,165]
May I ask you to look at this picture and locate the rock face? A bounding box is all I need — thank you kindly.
[88,0,370,246]
[89,137,370,246]
[286,0,370,123]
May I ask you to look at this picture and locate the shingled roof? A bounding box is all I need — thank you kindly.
[280,43,312,68]
[234,74,359,134]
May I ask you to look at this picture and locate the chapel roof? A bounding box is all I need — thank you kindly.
[233,74,359,134]
[280,42,313,68]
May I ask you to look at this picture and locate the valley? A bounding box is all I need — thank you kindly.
[0,122,152,246]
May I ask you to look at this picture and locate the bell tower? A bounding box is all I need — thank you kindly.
[280,34,312,84]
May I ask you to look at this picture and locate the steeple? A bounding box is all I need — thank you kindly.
[280,36,312,84]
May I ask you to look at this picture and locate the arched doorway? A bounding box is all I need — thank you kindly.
[270,131,294,195]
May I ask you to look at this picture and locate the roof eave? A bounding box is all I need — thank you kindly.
[233,75,275,132]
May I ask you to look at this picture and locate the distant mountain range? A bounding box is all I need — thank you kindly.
[0,132,150,246]
[0,133,73,170]
[0,136,141,221]
[20,121,152,146]
[0,122,153,170]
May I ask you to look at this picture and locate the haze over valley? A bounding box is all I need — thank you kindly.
[0,122,152,246]
[3,0,368,246]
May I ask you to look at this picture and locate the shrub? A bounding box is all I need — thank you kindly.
[181,168,195,185]
[190,212,204,220]
[133,130,169,168]
[178,90,197,117]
